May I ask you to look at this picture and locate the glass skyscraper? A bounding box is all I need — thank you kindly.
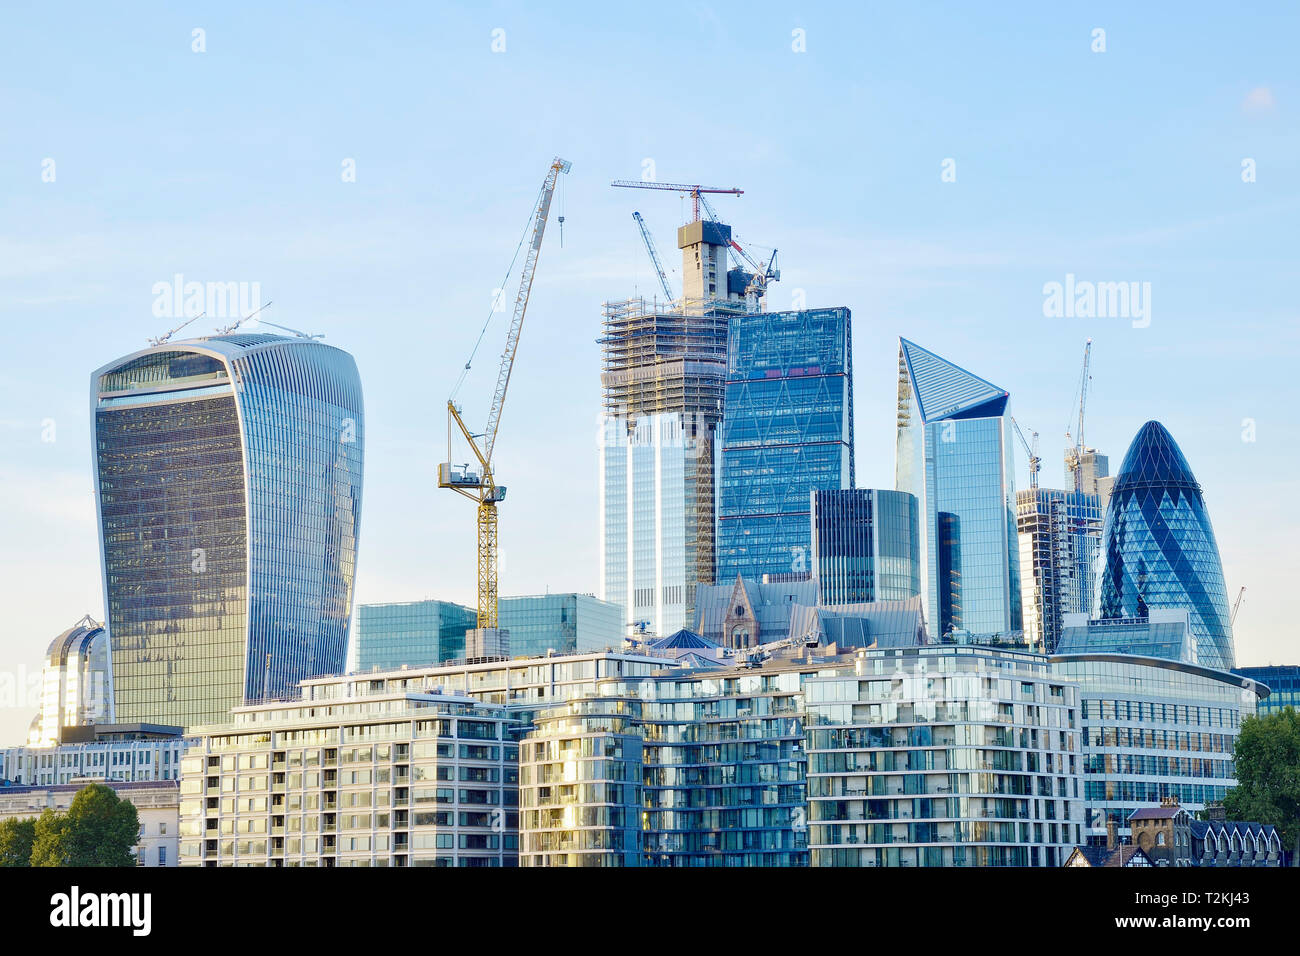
[717,308,854,583]
[1095,421,1235,670]
[810,488,920,606]
[91,333,364,727]
[895,338,1021,640]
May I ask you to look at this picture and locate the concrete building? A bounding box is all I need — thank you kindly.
[179,686,522,867]
[1,724,188,787]
[811,489,920,606]
[805,646,1085,867]
[0,780,180,867]
[91,333,365,727]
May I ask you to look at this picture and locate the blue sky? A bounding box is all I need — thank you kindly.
[2,2,1297,741]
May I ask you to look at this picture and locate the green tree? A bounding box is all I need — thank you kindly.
[0,817,36,866]
[29,784,140,867]
[1223,707,1300,864]
[30,808,71,866]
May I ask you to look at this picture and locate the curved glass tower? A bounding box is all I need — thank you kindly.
[1095,421,1233,669]
[91,333,364,727]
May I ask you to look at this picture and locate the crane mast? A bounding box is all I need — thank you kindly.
[440,156,571,629]
[632,211,675,301]
[1065,339,1093,492]
[1010,416,1041,489]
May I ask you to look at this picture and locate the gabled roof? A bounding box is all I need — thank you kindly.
[898,338,1009,423]
[1066,845,1153,867]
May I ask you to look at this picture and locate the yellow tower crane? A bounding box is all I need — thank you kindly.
[439,156,571,629]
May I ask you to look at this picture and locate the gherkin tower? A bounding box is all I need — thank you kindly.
[1095,421,1234,669]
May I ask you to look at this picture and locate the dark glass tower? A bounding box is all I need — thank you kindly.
[1096,421,1234,669]
[810,488,920,605]
[717,307,854,582]
[91,333,364,727]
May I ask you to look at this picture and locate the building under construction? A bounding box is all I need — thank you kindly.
[1016,488,1104,653]
[598,191,767,639]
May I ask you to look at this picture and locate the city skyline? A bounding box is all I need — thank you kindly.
[4,3,1298,745]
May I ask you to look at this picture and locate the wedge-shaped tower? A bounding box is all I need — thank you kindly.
[1095,421,1234,669]
[895,339,1020,639]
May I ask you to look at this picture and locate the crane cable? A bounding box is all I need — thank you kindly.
[450,176,550,405]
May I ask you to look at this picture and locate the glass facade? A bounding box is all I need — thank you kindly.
[896,339,1020,640]
[717,308,854,583]
[355,595,623,670]
[498,594,623,659]
[811,488,920,606]
[1051,654,1260,844]
[599,414,694,637]
[1232,665,1299,715]
[805,648,1083,867]
[355,601,476,671]
[92,334,364,728]
[1016,489,1104,653]
[1095,421,1235,670]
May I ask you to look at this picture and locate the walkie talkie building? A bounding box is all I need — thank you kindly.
[91,333,364,728]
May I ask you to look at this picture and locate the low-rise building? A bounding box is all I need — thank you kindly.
[0,724,188,787]
[805,646,1085,867]
[179,685,522,867]
[1051,653,1264,846]
[0,779,179,866]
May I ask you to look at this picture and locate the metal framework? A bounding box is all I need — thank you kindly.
[610,180,742,222]
[632,211,675,301]
[440,156,571,628]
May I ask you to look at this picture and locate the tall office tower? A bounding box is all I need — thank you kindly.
[91,333,364,727]
[717,308,854,583]
[598,298,732,637]
[1095,420,1235,669]
[895,339,1021,640]
[1016,488,1103,652]
[810,489,920,606]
